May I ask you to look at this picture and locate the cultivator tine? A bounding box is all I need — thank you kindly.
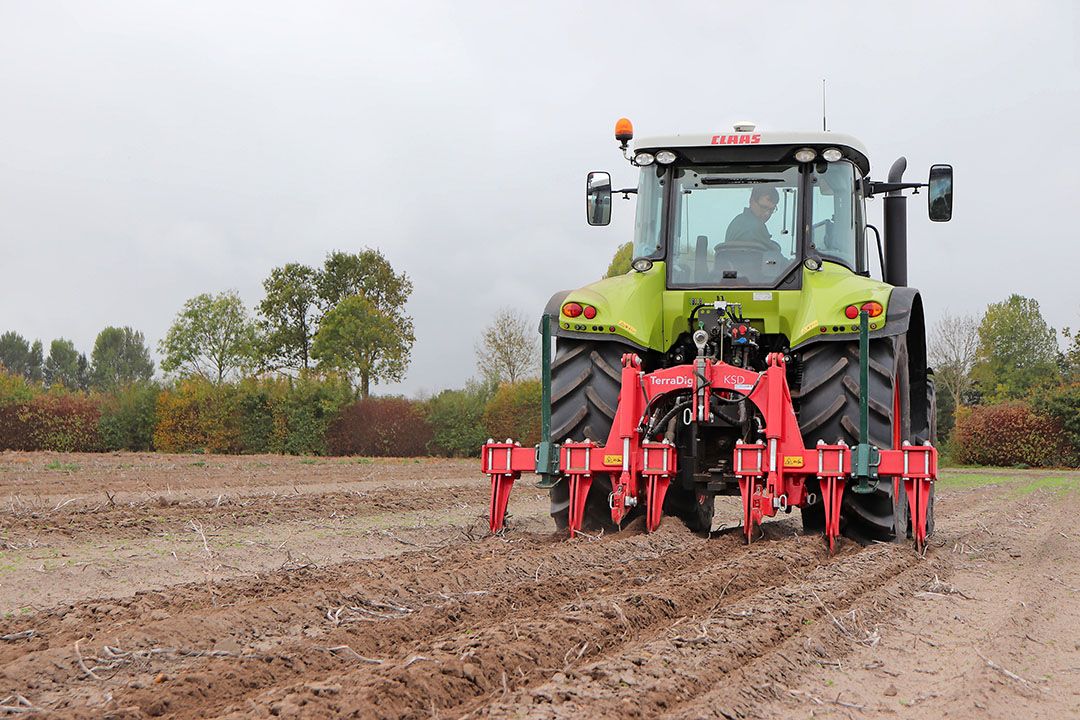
[482,440,531,534]
[734,441,766,544]
[899,441,937,555]
[644,475,670,533]
[821,476,845,553]
[738,476,755,544]
[905,477,931,554]
[561,441,601,538]
[641,440,676,533]
[489,473,515,534]
[567,473,593,538]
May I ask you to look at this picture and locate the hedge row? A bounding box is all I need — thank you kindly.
[2,368,1074,466]
[0,371,542,457]
[153,376,354,454]
[950,401,1079,467]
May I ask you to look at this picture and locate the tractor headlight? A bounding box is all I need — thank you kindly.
[655,150,677,165]
[821,147,843,162]
[794,148,817,163]
[634,152,655,166]
[631,258,653,273]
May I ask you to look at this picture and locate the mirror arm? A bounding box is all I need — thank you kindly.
[614,187,638,198]
[868,181,926,197]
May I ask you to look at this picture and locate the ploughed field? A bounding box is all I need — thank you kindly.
[0,454,1078,719]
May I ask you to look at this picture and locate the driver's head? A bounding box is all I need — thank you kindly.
[749,186,780,221]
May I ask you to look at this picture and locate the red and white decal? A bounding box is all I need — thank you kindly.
[649,375,692,388]
[710,134,761,145]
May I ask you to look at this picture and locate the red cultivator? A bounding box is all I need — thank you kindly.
[482,337,937,553]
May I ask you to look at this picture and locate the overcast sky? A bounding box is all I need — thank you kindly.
[1,1,1077,395]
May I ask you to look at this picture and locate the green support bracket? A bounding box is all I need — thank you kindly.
[851,310,878,494]
[535,313,561,488]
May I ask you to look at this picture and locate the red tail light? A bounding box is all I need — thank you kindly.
[562,302,583,318]
[583,306,597,320]
[845,302,883,319]
[861,301,883,317]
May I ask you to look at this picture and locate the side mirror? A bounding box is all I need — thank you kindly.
[586,171,612,226]
[928,164,953,222]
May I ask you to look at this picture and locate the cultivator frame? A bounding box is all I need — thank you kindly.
[482,311,937,553]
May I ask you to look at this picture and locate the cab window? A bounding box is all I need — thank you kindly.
[668,164,800,287]
[810,162,861,271]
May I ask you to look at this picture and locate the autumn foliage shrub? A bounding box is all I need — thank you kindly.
[482,380,542,448]
[0,394,101,451]
[0,403,34,450]
[326,396,433,456]
[950,402,1078,467]
[154,378,243,453]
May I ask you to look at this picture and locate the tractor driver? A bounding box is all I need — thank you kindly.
[723,186,782,252]
[714,186,784,279]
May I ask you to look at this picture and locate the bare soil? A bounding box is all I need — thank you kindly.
[0,452,1078,718]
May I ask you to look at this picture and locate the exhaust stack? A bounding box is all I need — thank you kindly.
[884,157,908,287]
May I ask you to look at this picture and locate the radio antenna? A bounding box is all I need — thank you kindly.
[822,79,827,132]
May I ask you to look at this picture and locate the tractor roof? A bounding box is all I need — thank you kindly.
[634,130,871,175]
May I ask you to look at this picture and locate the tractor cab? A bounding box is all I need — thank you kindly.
[587,123,952,293]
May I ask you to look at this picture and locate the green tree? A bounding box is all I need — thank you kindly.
[311,295,413,397]
[159,291,257,383]
[605,242,633,278]
[90,326,155,390]
[257,263,319,372]
[0,332,43,382]
[316,249,413,314]
[1062,325,1080,382]
[971,294,1060,402]
[43,338,88,391]
[28,340,43,383]
[475,308,538,384]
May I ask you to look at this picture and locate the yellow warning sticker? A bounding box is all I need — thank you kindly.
[603,454,623,466]
[783,456,805,468]
[800,320,819,336]
[617,320,637,334]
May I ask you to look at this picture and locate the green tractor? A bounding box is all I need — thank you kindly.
[536,119,953,542]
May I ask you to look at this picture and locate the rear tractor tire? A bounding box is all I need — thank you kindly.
[795,336,912,542]
[548,339,627,531]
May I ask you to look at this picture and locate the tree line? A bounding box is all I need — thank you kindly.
[0,327,154,393]
[930,294,1078,466]
[160,248,414,397]
[0,247,546,457]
